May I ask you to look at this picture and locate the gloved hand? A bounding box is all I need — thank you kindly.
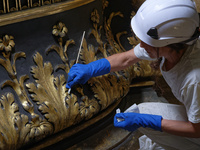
[66,58,111,89]
[114,112,162,132]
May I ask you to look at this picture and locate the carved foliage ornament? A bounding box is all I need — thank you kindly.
[0,0,158,147]
[0,7,135,148]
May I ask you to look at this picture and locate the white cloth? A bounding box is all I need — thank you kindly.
[139,135,165,150]
[134,38,200,124]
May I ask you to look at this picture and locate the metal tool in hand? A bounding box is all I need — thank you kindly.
[68,31,85,94]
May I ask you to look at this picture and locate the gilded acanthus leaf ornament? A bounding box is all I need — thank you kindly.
[0,5,143,149]
[0,93,30,150]
[27,52,81,132]
[0,35,53,149]
[81,38,97,64]
[79,9,132,110]
[88,75,130,110]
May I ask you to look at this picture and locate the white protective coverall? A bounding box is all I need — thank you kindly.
[130,38,200,150]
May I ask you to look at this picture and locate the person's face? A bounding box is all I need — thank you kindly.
[140,41,158,58]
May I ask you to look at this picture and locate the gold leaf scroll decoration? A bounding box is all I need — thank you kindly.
[27,52,80,133]
[0,35,53,147]
[116,31,127,52]
[103,10,135,81]
[104,12,125,55]
[81,9,126,65]
[90,9,108,58]
[81,9,131,110]
[90,9,102,45]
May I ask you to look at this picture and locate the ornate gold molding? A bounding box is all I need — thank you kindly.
[0,0,95,26]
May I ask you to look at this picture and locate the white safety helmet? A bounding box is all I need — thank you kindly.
[131,0,200,47]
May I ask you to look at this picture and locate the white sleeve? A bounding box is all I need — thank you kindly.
[181,83,200,123]
[134,44,156,61]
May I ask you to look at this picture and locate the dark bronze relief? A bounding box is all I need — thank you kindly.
[0,0,158,149]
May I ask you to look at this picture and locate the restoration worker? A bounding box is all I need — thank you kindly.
[66,0,200,149]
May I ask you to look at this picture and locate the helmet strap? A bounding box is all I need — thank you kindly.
[180,27,200,44]
[156,48,160,59]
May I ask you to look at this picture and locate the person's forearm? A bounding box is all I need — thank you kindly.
[106,48,140,72]
[162,119,200,138]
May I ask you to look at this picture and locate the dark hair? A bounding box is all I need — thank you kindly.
[150,43,188,70]
[167,43,188,53]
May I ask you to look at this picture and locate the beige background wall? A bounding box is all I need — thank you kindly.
[194,0,200,12]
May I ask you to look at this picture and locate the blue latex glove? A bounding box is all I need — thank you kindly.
[66,58,111,89]
[114,112,162,132]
